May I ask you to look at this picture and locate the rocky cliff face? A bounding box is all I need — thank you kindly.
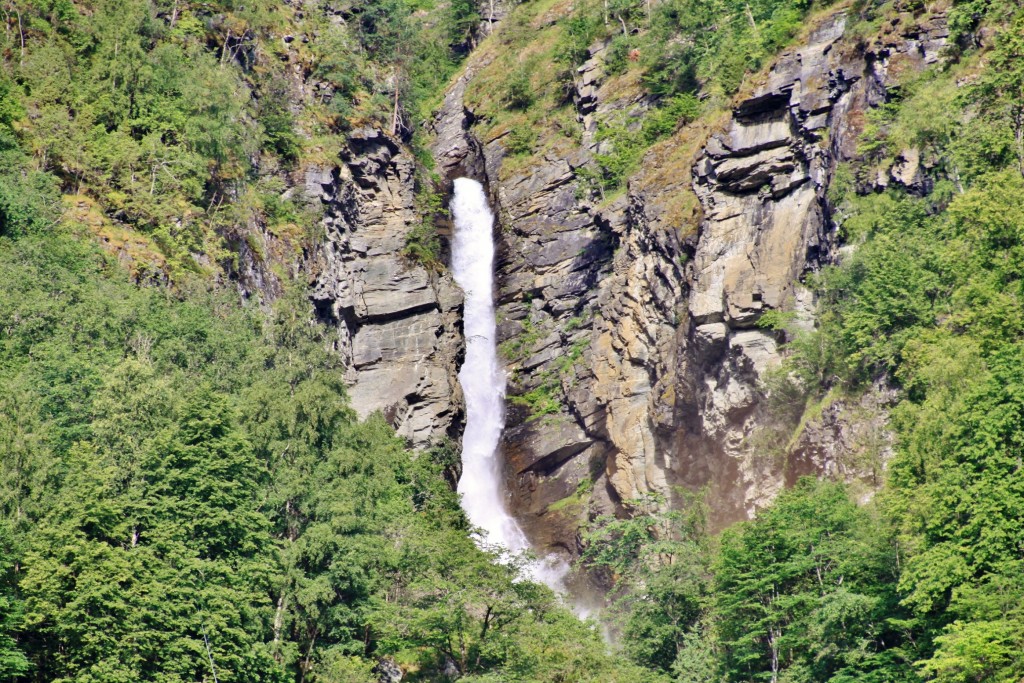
[309,128,463,448]
[679,9,947,521]
[429,6,949,560]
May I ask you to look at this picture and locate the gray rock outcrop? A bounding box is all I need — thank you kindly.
[682,9,948,521]
[311,128,463,447]
[428,5,949,557]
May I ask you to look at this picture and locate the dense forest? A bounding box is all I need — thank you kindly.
[1,0,1023,681]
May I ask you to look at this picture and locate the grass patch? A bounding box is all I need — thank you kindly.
[403,182,446,271]
[547,477,594,513]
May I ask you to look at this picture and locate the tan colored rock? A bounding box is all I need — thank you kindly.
[676,8,948,526]
[423,5,949,560]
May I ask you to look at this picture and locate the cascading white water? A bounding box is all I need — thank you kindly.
[450,177,568,591]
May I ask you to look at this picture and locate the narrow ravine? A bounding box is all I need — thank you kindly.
[450,178,569,591]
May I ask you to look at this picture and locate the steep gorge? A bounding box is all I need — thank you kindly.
[264,0,961,592]
[6,0,1024,678]
[420,1,951,566]
[150,0,954,591]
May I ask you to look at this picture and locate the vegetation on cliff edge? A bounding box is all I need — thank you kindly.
[1,0,1024,682]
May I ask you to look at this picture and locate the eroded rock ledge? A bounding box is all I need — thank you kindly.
[431,6,949,560]
[680,9,947,522]
[310,128,463,448]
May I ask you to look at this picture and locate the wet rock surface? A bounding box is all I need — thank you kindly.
[430,39,690,557]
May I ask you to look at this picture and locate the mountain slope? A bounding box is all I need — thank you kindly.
[1,0,1023,681]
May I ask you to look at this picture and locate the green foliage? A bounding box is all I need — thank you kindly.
[507,325,588,420]
[2,2,1024,683]
[506,123,538,156]
[503,67,536,111]
[342,0,483,132]
[0,167,60,239]
[716,479,915,683]
[584,94,702,194]
[811,196,941,384]
[0,232,287,681]
[352,0,415,59]
[20,402,283,682]
[0,0,476,276]
[889,348,1024,675]
[968,14,1024,176]
[447,0,482,48]
[642,0,822,98]
[499,316,544,361]
[604,34,637,76]
[770,9,1024,683]
[259,78,302,161]
[920,615,1024,683]
[0,537,28,679]
[642,94,702,140]
[580,492,712,676]
[404,220,444,269]
[404,183,446,269]
[509,377,563,420]
[0,80,60,239]
[0,0,281,270]
[310,23,363,123]
[0,217,650,680]
[556,11,603,72]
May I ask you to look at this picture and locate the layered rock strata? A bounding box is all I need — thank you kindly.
[681,10,948,521]
[433,47,687,558]
[310,128,463,447]
[430,6,949,559]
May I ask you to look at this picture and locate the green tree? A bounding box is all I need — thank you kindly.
[715,480,914,683]
[580,492,712,676]
[0,531,28,680]
[969,15,1024,177]
[18,391,284,683]
[447,0,480,48]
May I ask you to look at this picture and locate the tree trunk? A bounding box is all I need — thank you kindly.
[391,79,401,136]
[221,30,231,65]
[272,592,286,650]
[769,626,780,683]
[745,4,758,32]
[16,8,24,65]
[1014,105,1024,179]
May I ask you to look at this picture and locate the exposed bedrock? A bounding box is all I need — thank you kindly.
[429,7,949,555]
[682,9,947,523]
[310,128,463,448]
[300,3,528,447]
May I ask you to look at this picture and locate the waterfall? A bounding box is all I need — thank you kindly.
[450,177,568,591]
